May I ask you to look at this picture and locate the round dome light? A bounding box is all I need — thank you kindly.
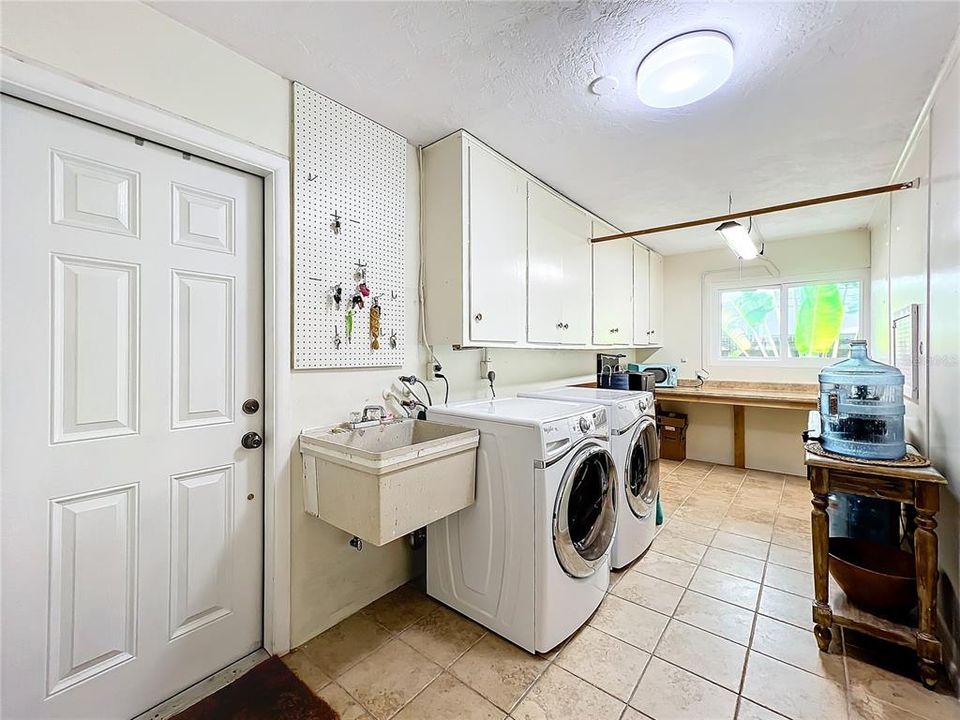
[636,30,734,108]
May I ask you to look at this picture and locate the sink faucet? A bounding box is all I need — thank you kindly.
[347,405,387,430]
[362,405,385,422]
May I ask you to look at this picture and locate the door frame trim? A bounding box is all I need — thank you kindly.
[1,52,293,655]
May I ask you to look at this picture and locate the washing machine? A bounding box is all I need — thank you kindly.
[426,397,617,653]
[519,387,659,569]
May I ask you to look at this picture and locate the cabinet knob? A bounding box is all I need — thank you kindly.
[563,323,569,329]
[557,322,564,329]
[474,313,483,322]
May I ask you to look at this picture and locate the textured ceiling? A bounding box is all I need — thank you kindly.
[153,1,958,255]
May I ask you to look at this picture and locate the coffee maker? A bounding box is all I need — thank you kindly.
[596,353,655,391]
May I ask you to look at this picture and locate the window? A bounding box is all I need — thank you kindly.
[711,273,866,365]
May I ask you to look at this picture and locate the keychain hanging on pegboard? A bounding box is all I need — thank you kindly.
[293,82,406,369]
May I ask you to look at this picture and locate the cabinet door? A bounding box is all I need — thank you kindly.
[648,250,664,345]
[560,212,593,344]
[593,230,633,345]
[633,244,650,343]
[467,142,527,343]
[527,183,590,344]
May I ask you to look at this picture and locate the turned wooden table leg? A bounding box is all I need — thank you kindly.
[809,467,833,651]
[915,482,942,689]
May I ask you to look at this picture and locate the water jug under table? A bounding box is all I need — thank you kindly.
[818,340,905,460]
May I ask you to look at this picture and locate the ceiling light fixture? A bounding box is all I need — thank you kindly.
[636,30,734,108]
[716,218,763,260]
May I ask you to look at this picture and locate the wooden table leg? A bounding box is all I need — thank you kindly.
[809,466,833,651]
[733,405,745,468]
[915,482,942,688]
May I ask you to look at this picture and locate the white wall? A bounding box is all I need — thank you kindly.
[645,230,870,476]
[0,1,290,157]
[869,38,960,684]
[0,1,641,648]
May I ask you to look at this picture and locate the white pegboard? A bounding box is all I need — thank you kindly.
[293,82,406,369]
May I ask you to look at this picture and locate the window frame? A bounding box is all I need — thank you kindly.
[706,269,870,368]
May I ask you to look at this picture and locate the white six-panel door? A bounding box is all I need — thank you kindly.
[1,96,264,720]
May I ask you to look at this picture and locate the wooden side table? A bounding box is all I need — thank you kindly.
[805,444,946,688]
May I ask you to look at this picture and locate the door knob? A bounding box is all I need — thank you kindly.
[241,431,263,449]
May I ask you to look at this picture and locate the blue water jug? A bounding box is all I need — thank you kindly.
[819,341,905,460]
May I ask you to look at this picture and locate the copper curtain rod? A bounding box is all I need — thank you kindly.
[590,180,917,243]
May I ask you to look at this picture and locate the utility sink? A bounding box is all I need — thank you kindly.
[299,419,479,546]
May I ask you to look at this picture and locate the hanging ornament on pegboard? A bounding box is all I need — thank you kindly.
[370,299,381,350]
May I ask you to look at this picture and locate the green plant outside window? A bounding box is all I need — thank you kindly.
[719,280,861,360]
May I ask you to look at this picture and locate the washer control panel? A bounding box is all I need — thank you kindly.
[615,392,655,428]
[542,408,608,453]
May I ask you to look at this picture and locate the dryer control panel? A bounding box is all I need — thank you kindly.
[542,408,608,460]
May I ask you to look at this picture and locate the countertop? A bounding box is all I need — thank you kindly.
[655,379,819,410]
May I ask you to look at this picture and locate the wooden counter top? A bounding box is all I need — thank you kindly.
[577,378,818,469]
[656,379,818,411]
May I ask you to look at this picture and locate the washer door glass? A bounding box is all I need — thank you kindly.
[625,416,660,518]
[554,443,618,578]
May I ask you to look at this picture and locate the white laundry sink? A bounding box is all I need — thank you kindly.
[299,419,479,546]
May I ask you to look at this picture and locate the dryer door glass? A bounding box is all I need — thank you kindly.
[625,416,660,518]
[554,443,618,578]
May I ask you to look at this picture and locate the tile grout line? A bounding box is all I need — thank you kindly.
[319,602,487,720]
[630,466,753,715]
[379,605,496,719]
[665,466,833,718]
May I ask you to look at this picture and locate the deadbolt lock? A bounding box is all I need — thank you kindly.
[242,398,260,415]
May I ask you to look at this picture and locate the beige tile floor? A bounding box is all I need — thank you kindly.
[283,460,959,720]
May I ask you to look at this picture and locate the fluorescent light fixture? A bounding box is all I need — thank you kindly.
[637,30,734,108]
[717,219,763,260]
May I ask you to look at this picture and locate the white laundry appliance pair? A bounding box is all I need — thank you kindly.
[519,387,660,569]
[426,397,618,653]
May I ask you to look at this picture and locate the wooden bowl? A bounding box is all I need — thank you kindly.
[828,537,917,616]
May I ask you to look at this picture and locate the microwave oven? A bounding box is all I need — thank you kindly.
[628,363,679,388]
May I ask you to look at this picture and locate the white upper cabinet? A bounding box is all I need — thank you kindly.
[648,250,664,345]
[593,224,633,345]
[467,143,527,343]
[633,244,650,343]
[422,130,659,349]
[422,132,526,346]
[528,183,591,344]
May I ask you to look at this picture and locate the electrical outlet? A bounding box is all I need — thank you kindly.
[425,361,436,381]
[479,348,493,381]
